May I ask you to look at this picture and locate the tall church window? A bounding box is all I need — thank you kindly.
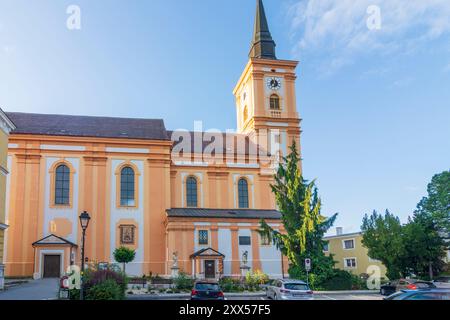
[120,167,135,207]
[186,176,198,207]
[55,164,70,205]
[270,94,280,110]
[238,178,249,209]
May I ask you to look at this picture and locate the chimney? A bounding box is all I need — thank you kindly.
[336,227,343,236]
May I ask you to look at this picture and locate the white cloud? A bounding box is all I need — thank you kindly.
[288,0,450,74]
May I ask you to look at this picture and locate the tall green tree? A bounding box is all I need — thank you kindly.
[414,170,450,239]
[402,213,447,279]
[361,210,405,280]
[362,209,447,280]
[259,141,337,287]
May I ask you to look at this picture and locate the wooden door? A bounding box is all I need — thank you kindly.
[43,255,61,278]
[205,260,215,279]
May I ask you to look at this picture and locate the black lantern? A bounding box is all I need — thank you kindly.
[79,211,91,300]
[79,211,91,230]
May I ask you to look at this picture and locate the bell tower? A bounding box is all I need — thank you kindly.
[233,0,301,162]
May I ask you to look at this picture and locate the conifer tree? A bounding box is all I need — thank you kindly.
[260,141,337,286]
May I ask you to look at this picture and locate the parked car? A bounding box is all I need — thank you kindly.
[380,279,436,296]
[191,281,225,300]
[266,279,313,300]
[433,276,450,289]
[384,289,450,300]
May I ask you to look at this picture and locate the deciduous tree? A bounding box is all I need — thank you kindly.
[113,247,136,275]
[361,210,405,280]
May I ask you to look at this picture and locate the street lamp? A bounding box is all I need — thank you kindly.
[79,211,91,300]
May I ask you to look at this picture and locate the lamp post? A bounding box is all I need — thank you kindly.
[79,211,91,300]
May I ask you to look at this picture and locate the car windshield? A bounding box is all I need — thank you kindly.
[409,292,450,300]
[415,282,433,288]
[284,283,309,291]
[195,283,220,291]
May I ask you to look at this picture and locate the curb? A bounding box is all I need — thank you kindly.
[315,290,379,294]
[126,292,266,299]
[4,280,29,289]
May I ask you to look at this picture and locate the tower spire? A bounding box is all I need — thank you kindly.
[249,0,277,60]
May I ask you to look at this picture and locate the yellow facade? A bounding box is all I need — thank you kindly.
[324,231,387,279]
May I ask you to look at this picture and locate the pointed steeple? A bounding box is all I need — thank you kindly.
[249,0,277,60]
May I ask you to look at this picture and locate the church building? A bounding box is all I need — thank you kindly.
[3,0,301,280]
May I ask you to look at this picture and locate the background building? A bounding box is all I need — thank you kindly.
[0,108,16,289]
[324,228,387,280]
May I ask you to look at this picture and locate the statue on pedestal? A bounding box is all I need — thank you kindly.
[241,251,248,266]
[171,251,179,278]
[172,251,179,268]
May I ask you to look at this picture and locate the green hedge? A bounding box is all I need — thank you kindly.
[86,279,124,300]
[320,270,366,291]
[173,272,195,290]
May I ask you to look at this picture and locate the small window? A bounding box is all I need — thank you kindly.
[186,176,198,207]
[269,94,280,110]
[238,178,249,209]
[344,258,357,268]
[323,242,329,252]
[343,239,355,249]
[55,164,70,205]
[120,167,135,207]
[120,225,135,245]
[239,236,251,246]
[198,230,209,246]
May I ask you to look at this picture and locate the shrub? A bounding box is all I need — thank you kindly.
[244,270,269,290]
[83,269,127,300]
[219,277,243,292]
[320,270,357,291]
[173,272,194,290]
[86,279,123,300]
[69,288,80,300]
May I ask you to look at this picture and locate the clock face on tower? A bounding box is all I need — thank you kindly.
[266,77,282,91]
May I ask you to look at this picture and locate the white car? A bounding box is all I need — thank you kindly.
[266,279,314,300]
[433,277,450,289]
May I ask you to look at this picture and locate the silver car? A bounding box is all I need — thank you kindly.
[433,276,450,289]
[266,279,313,300]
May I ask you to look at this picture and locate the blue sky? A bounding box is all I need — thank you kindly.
[0,0,449,234]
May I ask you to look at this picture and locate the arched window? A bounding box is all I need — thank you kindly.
[243,106,248,123]
[55,164,70,205]
[120,167,135,207]
[270,94,280,110]
[186,176,198,207]
[238,178,249,209]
